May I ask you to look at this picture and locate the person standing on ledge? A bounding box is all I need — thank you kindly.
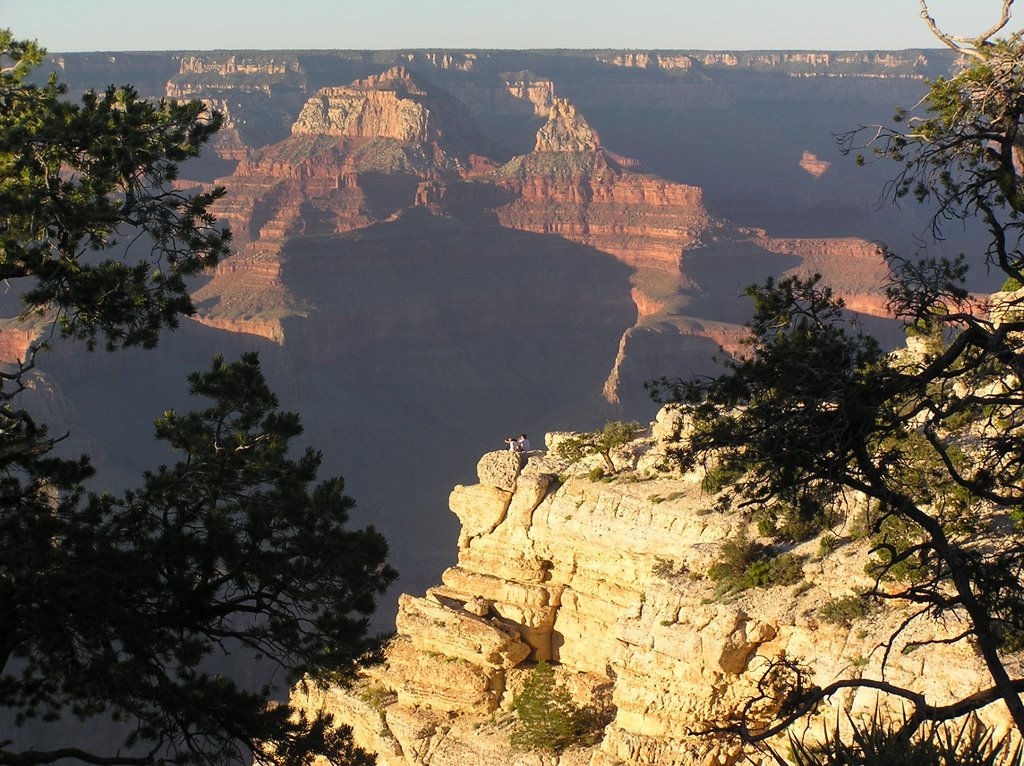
[516,433,530,454]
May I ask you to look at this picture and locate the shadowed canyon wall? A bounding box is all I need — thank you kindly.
[14,47,971,625]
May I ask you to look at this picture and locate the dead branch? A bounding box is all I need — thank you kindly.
[920,0,1016,59]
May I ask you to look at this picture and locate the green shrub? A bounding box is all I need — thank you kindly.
[756,512,780,538]
[652,556,686,579]
[701,462,745,494]
[358,684,392,710]
[358,683,395,726]
[555,421,641,473]
[792,581,813,597]
[588,466,605,482]
[819,593,875,627]
[849,509,874,541]
[707,528,767,583]
[708,528,805,595]
[510,661,588,754]
[740,559,775,588]
[755,493,833,544]
[818,533,842,558]
[738,552,804,590]
[763,552,805,586]
[866,514,929,583]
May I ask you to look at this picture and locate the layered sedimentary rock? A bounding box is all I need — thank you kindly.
[494,99,708,274]
[213,66,479,243]
[293,410,1016,765]
[761,233,891,315]
[292,68,443,143]
[193,67,492,341]
[20,53,986,722]
[189,74,895,406]
[10,51,903,417]
[503,73,557,116]
[168,54,307,97]
[167,54,314,157]
[597,50,935,76]
[0,325,39,364]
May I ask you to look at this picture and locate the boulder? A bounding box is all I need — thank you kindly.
[449,483,513,541]
[506,473,552,527]
[476,449,521,491]
[383,637,506,714]
[396,594,532,669]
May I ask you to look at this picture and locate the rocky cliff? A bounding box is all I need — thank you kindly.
[292,67,444,143]
[292,409,1017,765]
[166,54,315,158]
[594,50,938,77]
[102,41,934,367]
[188,76,893,407]
[494,99,706,275]
[17,45,983,659]
[191,66,498,342]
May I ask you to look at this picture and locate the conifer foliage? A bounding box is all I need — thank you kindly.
[0,32,396,766]
[510,661,588,754]
[554,420,641,473]
[0,31,231,351]
[649,0,1024,751]
[5,353,396,766]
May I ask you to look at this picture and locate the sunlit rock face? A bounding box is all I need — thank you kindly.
[292,421,1014,766]
[17,47,958,670]
[493,98,709,273]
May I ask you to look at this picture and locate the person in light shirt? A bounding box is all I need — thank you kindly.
[515,433,530,454]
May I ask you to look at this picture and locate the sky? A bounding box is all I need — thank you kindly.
[0,0,1012,52]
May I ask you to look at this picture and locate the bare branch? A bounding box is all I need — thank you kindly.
[920,0,1014,58]
[702,670,1024,747]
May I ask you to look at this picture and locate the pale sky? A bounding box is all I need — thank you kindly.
[0,0,1011,52]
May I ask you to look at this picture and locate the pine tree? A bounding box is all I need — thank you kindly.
[510,661,586,754]
[648,0,1024,749]
[0,31,396,766]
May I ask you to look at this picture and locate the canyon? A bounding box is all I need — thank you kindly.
[12,46,977,624]
[290,409,1017,765]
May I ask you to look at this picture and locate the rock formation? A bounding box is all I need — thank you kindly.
[292,68,442,143]
[147,46,922,371]
[292,410,1017,765]
[494,98,707,274]
[503,73,557,116]
[799,150,830,177]
[191,66,496,341]
[167,53,314,157]
[17,46,984,666]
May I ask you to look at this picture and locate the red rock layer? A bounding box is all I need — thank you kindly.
[209,68,477,249]
[493,101,710,274]
[761,234,892,316]
[0,326,38,364]
[197,69,482,339]
[798,150,831,177]
[190,241,294,343]
[210,135,457,249]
